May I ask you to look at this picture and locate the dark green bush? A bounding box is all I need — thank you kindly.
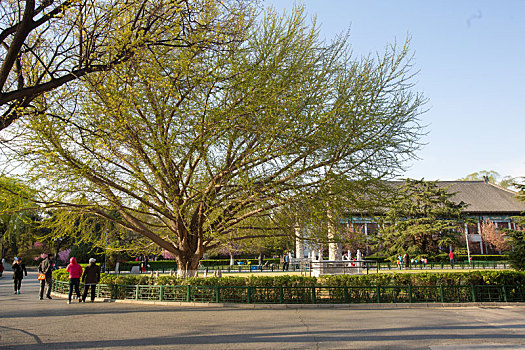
[361,255,389,263]
[507,229,525,270]
[120,260,177,270]
[434,254,508,263]
[120,258,281,270]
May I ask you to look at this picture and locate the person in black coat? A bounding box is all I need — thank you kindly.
[39,254,54,300]
[81,258,101,302]
[12,257,27,294]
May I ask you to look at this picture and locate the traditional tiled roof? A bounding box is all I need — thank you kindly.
[434,181,525,214]
[348,180,525,216]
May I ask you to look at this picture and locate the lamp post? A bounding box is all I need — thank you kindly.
[103,230,108,273]
[464,222,472,266]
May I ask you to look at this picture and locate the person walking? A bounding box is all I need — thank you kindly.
[449,250,455,269]
[0,259,4,277]
[39,254,55,300]
[81,258,101,303]
[283,253,290,271]
[403,252,410,269]
[12,257,27,294]
[66,257,83,304]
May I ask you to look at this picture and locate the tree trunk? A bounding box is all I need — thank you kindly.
[175,254,202,278]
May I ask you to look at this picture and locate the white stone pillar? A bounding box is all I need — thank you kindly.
[328,242,342,261]
[356,249,362,273]
[464,222,471,265]
[364,223,370,256]
[328,220,342,261]
[478,220,484,254]
[295,224,303,259]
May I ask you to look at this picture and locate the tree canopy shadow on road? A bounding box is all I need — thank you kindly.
[3,323,525,349]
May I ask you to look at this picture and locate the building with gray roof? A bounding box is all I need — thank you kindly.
[347,179,525,255]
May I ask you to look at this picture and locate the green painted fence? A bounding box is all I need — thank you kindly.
[52,280,525,304]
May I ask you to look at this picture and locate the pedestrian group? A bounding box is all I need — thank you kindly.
[5,253,101,304]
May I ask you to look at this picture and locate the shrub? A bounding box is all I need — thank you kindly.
[120,258,281,270]
[507,230,525,270]
[434,254,508,263]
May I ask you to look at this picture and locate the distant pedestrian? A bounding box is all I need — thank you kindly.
[140,255,148,273]
[449,250,455,269]
[403,253,410,269]
[39,253,54,300]
[0,259,4,277]
[81,258,101,303]
[12,257,27,294]
[66,257,83,304]
[283,254,290,271]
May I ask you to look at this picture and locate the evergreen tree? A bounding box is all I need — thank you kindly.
[505,182,525,270]
[374,179,467,258]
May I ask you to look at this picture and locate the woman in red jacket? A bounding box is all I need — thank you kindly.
[66,257,83,304]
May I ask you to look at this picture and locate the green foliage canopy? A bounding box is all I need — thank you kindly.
[6,6,425,275]
[374,179,467,258]
[0,175,43,259]
[506,182,525,270]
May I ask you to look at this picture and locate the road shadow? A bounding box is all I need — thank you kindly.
[2,328,525,349]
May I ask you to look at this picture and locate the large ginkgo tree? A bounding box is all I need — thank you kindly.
[6,5,425,276]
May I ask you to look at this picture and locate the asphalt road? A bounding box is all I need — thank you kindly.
[1,270,525,349]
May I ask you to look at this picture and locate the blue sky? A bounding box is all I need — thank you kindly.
[266,0,525,181]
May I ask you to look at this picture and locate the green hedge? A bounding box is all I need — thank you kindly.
[118,256,508,269]
[120,260,177,270]
[433,254,508,262]
[52,270,525,288]
[361,254,508,263]
[120,258,281,269]
[198,258,280,266]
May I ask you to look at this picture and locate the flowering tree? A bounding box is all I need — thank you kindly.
[57,248,71,263]
[480,220,509,252]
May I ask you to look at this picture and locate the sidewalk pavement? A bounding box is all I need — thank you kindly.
[1,271,525,349]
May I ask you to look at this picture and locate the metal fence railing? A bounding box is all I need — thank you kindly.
[114,260,511,275]
[52,280,525,304]
[117,264,304,274]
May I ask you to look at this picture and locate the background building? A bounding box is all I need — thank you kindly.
[347,179,525,256]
